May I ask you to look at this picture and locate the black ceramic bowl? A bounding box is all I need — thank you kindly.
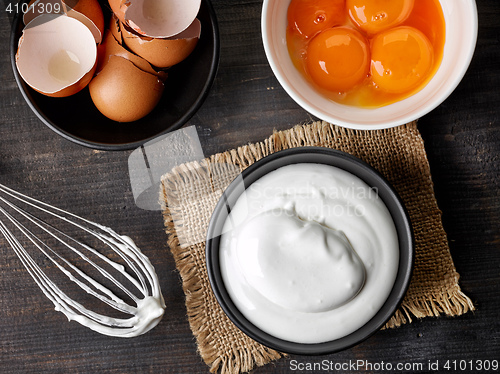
[10,0,219,151]
[206,147,414,355]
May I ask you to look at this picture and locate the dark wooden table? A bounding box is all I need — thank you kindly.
[1,1,498,373]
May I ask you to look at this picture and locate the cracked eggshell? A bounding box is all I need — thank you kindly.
[16,14,97,97]
[109,13,123,44]
[108,0,127,25]
[121,18,201,68]
[111,0,201,38]
[97,26,168,81]
[65,0,105,43]
[24,0,104,43]
[97,29,148,74]
[89,55,165,122]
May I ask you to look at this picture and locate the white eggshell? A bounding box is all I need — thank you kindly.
[16,14,97,96]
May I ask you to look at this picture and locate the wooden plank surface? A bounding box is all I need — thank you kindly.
[0,0,499,373]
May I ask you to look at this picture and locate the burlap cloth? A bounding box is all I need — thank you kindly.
[159,121,474,374]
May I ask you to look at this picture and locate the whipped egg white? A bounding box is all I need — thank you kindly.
[219,163,399,343]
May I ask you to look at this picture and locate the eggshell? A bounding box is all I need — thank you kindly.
[24,0,104,43]
[24,0,63,24]
[121,18,201,68]
[97,28,167,81]
[65,0,105,43]
[121,0,201,38]
[16,14,97,97]
[89,55,165,122]
[109,13,123,44]
[108,0,128,25]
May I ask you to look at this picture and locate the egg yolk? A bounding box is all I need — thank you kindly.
[347,0,414,35]
[371,26,433,94]
[287,0,345,39]
[306,27,369,93]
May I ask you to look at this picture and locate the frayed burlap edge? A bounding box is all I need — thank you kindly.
[160,120,474,374]
[160,181,283,374]
[384,286,474,328]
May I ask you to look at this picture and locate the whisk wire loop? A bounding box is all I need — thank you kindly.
[0,183,165,337]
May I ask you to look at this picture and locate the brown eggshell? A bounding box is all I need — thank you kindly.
[108,0,128,25]
[109,14,123,44]
[64,0,105,43]
[121,18,201,68]
[89,55,165,122]
[97,29,167,81]
[16,14,97,97]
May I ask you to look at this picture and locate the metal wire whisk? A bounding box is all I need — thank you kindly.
[0,183,165,338]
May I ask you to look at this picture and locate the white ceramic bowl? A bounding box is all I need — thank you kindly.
[261,0,478,130]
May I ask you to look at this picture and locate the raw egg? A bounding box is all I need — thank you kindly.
[287,0,345,39]
[306,27,369,93]
[286,0,445,108]
[371,26,433,94]
[346,0,414,35]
